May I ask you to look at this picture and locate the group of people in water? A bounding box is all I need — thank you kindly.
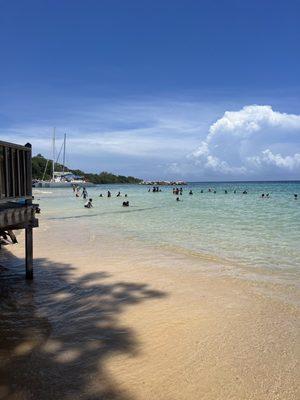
[149,186,162,192]
[72,185,130,208]
[149,186,298,201]
[72,183,298,210]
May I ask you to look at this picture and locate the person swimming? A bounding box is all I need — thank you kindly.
[261,193,265,198]
[243,190,248,194]
[213,190,216,194]
[294,194,298,199]
[117,191,121,197]
[233,190,236,194]
[189,190,193,195]
[99,194,103,197]
[176,197,180,201]
[224,190,228,194]
[125,194,128,197]
[200,189,203,193]
[84,198,93,208]
[122,201,129,207]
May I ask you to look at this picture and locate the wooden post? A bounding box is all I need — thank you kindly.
[25,226,33,279]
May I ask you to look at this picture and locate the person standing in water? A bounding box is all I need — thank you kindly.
[107,190,111,198]
[82,187,88,199]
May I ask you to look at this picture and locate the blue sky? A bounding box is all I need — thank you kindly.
[0,0,300,180]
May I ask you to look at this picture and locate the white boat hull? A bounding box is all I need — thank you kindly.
[33,181,95,188]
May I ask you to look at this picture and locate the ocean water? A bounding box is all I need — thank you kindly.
[34,181,300,281]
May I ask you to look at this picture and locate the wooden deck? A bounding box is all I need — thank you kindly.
[0,202,38,230]
[0,141,38,279]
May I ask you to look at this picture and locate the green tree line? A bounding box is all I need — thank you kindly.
[32,154,142,184]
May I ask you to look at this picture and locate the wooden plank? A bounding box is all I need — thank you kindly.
[25,143,32,199]
[0,204,38,229]
[0,140,30,151]
[4,147,9,197]
[22,150,27,196]
[0,146,3,200]
[11,148,15,198]
[16,150,21,197]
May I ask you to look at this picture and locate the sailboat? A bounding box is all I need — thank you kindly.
[33,129,94,188]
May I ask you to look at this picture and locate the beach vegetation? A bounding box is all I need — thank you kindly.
[32,154,142,184]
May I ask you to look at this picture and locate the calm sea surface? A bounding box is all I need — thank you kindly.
[34,181,300,280]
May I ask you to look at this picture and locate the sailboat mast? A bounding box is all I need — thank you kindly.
[52,127,56,181]
[62,133,66,173]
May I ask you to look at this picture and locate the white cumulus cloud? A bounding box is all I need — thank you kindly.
[190,105,300,177]
[248,149,300,170]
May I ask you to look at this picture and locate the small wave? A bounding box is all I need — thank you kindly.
[47,206,160,220]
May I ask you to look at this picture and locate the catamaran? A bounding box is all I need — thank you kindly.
[32,129,94,188]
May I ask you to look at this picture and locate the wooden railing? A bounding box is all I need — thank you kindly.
[0,141,32,202]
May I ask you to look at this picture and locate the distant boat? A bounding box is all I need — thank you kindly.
[140,180,187,186]
[32,129,94,188]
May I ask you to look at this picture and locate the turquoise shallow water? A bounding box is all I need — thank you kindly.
[34,182,300,279]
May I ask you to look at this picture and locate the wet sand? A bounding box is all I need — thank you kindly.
[0,217,299,400]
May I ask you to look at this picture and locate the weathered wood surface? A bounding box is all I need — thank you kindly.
[0,141,32,202]
[0,204,38,230]
[0,140,38,279]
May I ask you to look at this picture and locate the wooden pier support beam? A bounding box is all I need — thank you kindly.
[25,226,33,279]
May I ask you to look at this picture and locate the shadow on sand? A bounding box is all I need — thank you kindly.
[0,249,166,400]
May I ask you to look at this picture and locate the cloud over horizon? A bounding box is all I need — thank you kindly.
[189,105,300,179]
[1,101,300,180]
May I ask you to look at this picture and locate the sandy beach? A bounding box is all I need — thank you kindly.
[0,214,299,400]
